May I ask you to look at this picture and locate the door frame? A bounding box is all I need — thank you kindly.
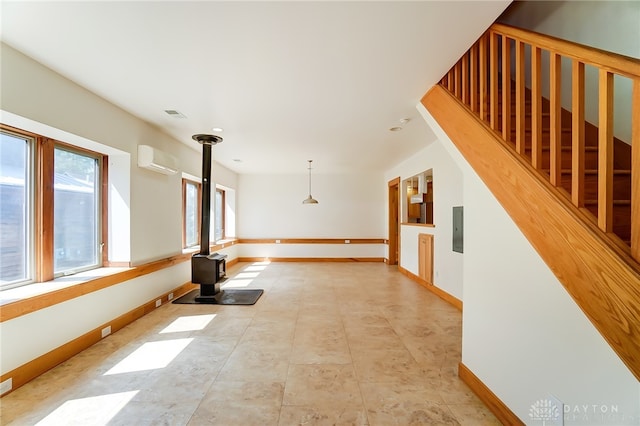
[387,177,400,265]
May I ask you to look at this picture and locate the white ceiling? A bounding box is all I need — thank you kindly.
[1,1,510,174]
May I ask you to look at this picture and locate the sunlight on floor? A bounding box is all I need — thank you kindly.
[159,314,216,334]
[35,390,138,426]
[220,261,271,288]
[243,265,267,272]
[221,278,253,288]
[104,338,193,375]
[233,272,260,279]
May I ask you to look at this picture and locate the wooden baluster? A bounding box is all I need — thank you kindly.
[479,35,488,122]
[462,52,469,106]
[502,36,512,141]
[632,78,640,261]
[490,32,499,131]
[598,70,614,233]
[454,61,461,99]
[447,70,453,92]
[470,43,478,113]
[572,60,585,207]
[531,46,542,170]
[515,40,525,155]
[550,52,562,187]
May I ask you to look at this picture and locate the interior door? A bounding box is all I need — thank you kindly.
[388,177,400,265]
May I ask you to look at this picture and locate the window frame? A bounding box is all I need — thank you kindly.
[182,178,202,249]
[0,124,107,286]
[215,187,225,242]
[0,128,35,289]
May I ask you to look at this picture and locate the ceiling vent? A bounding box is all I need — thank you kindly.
[137,145,179,175]
[164,110,187,118]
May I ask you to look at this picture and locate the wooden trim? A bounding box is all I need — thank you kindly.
[501,35,512,142]
[454,61,461,99]
[470,42,478,113]
[1,252,192,322]
[216,187,226,240]
[458,363,524,425]
[531,47,543,169]
[36,137,55,282]
[102,261,131,268]
[181,178,188,248]
[400,223,435,228]
[571,60,585,207]
[398,265,462,311]
[632,79,640,261]
[182,178,202,249]
[422,85,640,381]
[479,35,488,122]
[0,281,197,397]
[489,32,498,130]
[491,23,640,79]
[515,40,525,155]
[549,52,562,187]
[237,257,385,263]
[461,53,469,105]
[236,238,386,244]
[598,70,614,233]
[211,239,238,251]
[388,177,400,266]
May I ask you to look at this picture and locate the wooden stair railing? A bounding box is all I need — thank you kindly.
[422,23,640,381]
[442,23,640,260]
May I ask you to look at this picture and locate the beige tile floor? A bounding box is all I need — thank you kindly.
[1,262,500,425]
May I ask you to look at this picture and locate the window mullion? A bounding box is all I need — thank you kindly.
[36,137,55,282]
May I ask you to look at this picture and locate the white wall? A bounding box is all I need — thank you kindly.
[0,43,239,378]
[384,140,464,300]
[419,104,640,424]
[1,263,189,374]
[499,0,640,144]
[236,172,386,258]
[0,43,224,264]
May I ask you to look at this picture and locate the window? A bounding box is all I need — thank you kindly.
[214,188,225,241]
[54,147,101,274]
[182,179,201,248]
[0,131,32,287]
[0,125,106,288]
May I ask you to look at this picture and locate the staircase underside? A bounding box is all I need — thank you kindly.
[422,84,640,381]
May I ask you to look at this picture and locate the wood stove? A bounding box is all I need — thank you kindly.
[190,134,226,302]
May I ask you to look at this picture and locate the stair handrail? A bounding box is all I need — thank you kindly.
[491,23,640,78]
[440,22,640,262]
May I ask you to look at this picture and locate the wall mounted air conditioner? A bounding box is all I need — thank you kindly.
[137,145,178,175]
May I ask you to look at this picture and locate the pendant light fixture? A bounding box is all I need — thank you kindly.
[303,160,319,204]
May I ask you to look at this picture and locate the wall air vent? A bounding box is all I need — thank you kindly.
[137,145,179,175]
[164,110,187,118]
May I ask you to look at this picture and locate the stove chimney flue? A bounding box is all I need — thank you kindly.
[190,134,226,302]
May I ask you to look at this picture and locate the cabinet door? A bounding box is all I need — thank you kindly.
[418,233,434,284]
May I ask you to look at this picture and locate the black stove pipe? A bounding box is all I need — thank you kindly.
[190,134,226,301]
[199,141,212,256]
